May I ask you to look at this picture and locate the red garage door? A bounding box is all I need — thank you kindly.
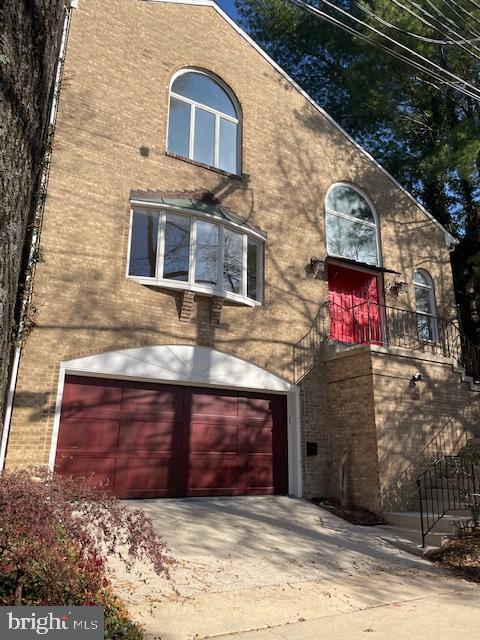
[54,375,289,498]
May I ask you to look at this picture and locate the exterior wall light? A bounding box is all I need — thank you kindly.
[309,257,325,279]
[409,372,424,387]
[386,276,408,297]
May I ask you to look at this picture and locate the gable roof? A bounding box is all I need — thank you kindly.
[144,0,457,249]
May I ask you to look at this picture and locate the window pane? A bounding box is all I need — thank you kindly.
[194,108,215,166]
[218,118,237,173]
[414,271,429,286]
[327,185,374,222]
[167,97,190,157]
[172,72,237,117]
[224,229,243,293]
[326,212,378,265]
[195,221,218,286]
[415,285,432,314]
[164,214,190,281]
[417,314,434,342]
[128,211,158,278]
[247,238,258,300]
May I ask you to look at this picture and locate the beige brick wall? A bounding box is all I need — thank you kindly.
[5,0,457,495]
[371,348,480,510]
[325,348,381,513]
[299,361,329,498]
[317,345,480,513]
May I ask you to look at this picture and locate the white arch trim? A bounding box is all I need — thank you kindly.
[48,345,302,496]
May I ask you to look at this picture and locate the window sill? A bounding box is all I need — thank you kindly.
[165,151,244,181]
[127,275,261,308]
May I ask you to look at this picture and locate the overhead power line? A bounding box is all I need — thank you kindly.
[285,0,480,101]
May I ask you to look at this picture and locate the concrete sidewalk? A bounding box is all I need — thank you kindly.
[109,497,479,639]
[215,588,479,640]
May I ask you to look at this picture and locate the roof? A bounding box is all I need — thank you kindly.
[130,189,266,237]
[142,0,457,249]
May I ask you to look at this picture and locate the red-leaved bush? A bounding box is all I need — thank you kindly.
[0,468,171,637]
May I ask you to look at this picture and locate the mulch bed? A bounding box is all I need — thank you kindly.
[310,498,385,526]
[425,532,480,583]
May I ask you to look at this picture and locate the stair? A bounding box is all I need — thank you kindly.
[377,510,473,555]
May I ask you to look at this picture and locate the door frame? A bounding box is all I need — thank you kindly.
[47,345,302,497]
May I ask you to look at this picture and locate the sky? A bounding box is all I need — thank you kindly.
[216,0,241,22]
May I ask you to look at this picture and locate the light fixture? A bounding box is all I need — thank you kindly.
[309,257,325,279]
[409,373,424,387]
[386,276,408,296]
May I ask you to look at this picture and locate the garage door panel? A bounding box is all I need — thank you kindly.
[62,376,123,418]
[119,420,182,452]
[190,392,238,417]
[55,453,116,491]
[188,422,237,452]
[55,377,289,498]
[186,455,237,491]
[120,457,184,496]
[243,397,273,418]
[243,424,273,453]
[122,384,184,415]
[57,418,120,452]
[241,455,274,488]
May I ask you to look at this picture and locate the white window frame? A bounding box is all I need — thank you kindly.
[325,182,382,267]
[166,68,241,174]
[414,269,438,343]
[126,201,264,307]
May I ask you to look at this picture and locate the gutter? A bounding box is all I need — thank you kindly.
[0,1,75,472]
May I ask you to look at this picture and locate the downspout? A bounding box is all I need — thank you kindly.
[0,1,75,473]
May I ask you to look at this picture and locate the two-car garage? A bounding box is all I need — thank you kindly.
[54,371,291,499]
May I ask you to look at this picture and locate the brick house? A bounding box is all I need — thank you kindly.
[1,0,479,516]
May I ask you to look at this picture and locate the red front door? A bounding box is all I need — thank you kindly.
[54,376,289,498]
[328,264,381,343]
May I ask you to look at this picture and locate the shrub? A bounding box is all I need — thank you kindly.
[0,468,171,638]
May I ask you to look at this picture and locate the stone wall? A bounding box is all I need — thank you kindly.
[0,0,66,424]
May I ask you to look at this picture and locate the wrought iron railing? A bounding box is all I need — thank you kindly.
[382,416,471,512]
[292,301,331,382]
[417,454,479,547]
[293,299,480,383]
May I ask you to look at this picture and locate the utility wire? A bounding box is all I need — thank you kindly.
[286,0,480,100]
[423,0,480,39]
[356,0,480,49]
[312,0,480,96]
[401,0,480,54]
[439,0,480,34]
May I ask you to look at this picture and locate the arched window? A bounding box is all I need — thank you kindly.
[167,70,240,174]
[414,270,437,341]
[326,184,380,266]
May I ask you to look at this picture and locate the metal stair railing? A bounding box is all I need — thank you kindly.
[382,416,471,512]
[293,300,480,383]
[417,454,479,547]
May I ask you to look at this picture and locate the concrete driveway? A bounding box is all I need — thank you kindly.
[108,496,479,639]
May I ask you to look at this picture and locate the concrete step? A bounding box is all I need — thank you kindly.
[376,524,450,553]
[384,510,471,535]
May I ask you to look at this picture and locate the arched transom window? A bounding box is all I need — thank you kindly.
[326,184,380,266]
[414,270,437,341]
[167,70,240,174]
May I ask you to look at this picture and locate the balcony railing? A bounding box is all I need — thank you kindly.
[293,300,480,383]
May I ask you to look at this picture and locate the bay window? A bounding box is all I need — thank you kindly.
[128,204,264,305]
